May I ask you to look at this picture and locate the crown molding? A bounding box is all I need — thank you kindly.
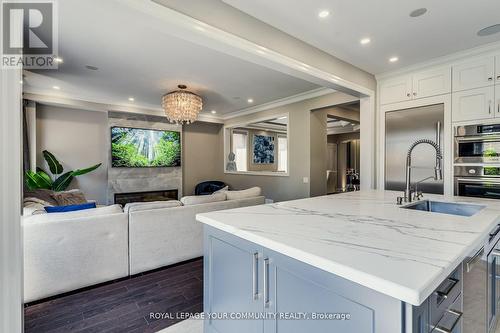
[376,40,500,81]
[221,87,334,120]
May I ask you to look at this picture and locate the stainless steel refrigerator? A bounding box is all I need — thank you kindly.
[385,104,444,194]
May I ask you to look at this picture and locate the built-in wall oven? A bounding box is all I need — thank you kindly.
[455,124,500,164]
[454,166,500,199]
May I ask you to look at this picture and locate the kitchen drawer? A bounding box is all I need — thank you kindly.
[430,268,463,327]
[432,293,463,333]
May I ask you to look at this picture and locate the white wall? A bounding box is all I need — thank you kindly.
[36,105,109,204]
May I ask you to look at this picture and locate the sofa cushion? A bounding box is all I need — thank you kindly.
[214,186,229,194]
[24,189,58,207]
[124,200,183,214]
[51,189,88,206]
[180,193,226,206]
[45,202,96,213]
[225,187,262,200]
[23,204,123,224]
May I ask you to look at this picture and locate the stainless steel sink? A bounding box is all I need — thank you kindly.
[401,200,485,217]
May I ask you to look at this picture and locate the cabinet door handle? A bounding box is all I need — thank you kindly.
[488,77,493,81]
[263,258,270,308]
[489,100,492,114]
[433,309,463,333]
[252,252,259,300]
[497,75,500,80]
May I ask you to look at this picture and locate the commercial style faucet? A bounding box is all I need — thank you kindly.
[402,139,443,203]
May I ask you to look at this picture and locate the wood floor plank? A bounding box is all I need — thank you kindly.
[24,258,204,333]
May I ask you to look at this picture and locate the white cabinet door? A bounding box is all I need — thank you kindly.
[452,56,495,92]
[412,66,451,99]
[379,75,412,105]
[496,55,500,84]
[452,86,495,122]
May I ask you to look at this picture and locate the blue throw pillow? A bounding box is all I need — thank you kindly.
[45,202,96,213]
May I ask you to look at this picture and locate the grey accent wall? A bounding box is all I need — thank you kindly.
[182,121,224,196]
[107,111,183,204]
[36,105,108,204]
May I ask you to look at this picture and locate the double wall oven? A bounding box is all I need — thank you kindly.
[454,123,500,200]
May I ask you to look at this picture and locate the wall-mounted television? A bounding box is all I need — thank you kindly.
[111,126,181,168]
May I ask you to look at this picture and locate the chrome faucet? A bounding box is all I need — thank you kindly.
[403,139,443,203]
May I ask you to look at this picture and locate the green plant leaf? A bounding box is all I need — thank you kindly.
[36,167,53,184]
[52,172,74,192]
[25,170,52,190]
[43,150,64,175]
[71,163,102,176]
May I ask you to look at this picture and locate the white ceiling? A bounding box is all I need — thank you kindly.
[25,0,319,115]
[222,0,500,74]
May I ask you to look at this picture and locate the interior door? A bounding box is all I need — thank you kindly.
[452,86,495,122]
[452,56,495,92]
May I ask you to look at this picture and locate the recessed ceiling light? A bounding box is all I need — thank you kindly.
[360,38,371,45]
[54,57,63,63]
[409,8,427,18]
[52,86,60,90]
[389,56,399,63]
[128,97,135,102]
[318,10,330,18]
[247,98,254,103]
[478,24,500,37]
[211,110,217,114]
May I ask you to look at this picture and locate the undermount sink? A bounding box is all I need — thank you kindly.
[401,200,485,217]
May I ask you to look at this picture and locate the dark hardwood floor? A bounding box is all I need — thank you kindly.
[24,258,203,333]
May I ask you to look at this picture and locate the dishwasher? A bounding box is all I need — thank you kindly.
[464,224,500,333]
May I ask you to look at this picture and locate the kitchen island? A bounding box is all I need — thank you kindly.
[197,190,500,333]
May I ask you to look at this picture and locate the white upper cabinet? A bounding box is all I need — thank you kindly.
[379,66,451,105]
[496,55,500,84]
[412,66,452,99]
[452,86,495,122]
[379,75,412,105]
[452,56,495,92]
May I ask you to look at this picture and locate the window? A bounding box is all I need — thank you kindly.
[278,136,288,172]
[232,131,248,171]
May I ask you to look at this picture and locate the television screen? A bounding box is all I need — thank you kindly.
[111,127,181,167]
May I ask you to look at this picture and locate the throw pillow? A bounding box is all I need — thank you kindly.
[124,200,183,214]
[51,190,88,206]
[24,189,58,207]
[180,193,226,206]
[214,186,229,194]
[225,187,262,201]
[23,202,47,216]
[45,202,96,213]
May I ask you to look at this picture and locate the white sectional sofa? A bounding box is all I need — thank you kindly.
[22,188,265,302]
[22,205,128,303]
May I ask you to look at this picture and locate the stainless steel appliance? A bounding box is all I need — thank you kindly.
[454,166,500,199]
[385,104,444,194]
[463,224,500,333]
[455,123,500,164]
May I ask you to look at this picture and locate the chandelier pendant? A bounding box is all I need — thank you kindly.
[162,84,203,124]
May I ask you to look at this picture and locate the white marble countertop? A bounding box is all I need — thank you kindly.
[197,190,500,305]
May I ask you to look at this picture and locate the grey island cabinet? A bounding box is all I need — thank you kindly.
[197,191,500,333]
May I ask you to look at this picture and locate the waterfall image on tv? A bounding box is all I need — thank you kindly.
[111,127,181,167]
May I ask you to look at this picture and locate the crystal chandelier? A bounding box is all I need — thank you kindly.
[162,85,203,124]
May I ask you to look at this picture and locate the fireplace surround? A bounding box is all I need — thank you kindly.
[114,189,179,206]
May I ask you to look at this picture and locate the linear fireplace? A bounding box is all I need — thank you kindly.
[114,189,179,206]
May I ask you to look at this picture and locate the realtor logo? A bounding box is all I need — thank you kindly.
[1,0,58,69]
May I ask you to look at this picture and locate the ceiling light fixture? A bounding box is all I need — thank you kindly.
[247,98,254,103]
[478,24,500,37]
[128,97,135,102]
[409,8,427,17]
[389,56,399,63]
[318,10,330,18]
[211,110,217,114]
[52,86,60,90]
[360,38,371,45]
[162,85,203,124]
